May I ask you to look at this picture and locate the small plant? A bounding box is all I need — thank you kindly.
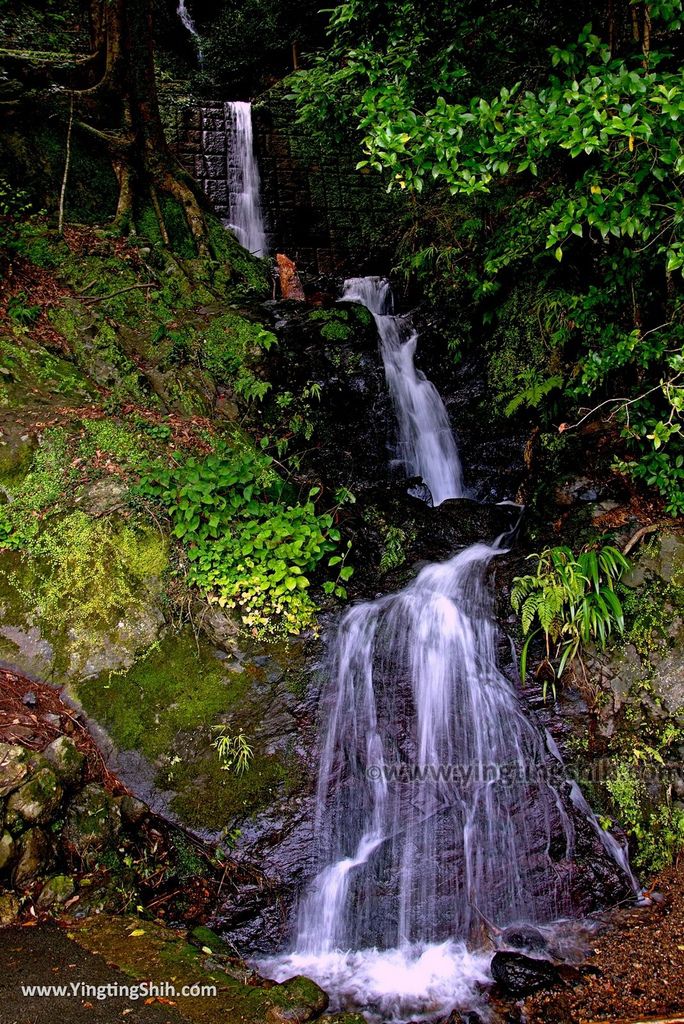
[606,756,684,875]
[138,443,348,634]
[7,292,41,328]
[511,543,630,699]
[211,728,254,775]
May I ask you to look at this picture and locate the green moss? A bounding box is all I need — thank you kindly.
[0,333,92,409]
[169,742,298,830]
[78,418,151,470]
[71,913,326,1024]
[620,576,683,658]
[14,512,168,665]
[205,215,270,296]
[201,310,275,401]
[0,426,74,547]
[76,630,246,760]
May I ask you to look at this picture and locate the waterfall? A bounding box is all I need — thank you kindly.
[342,277,463,505]
[258,278,636,1021]
[224,101,267,258]
[176,1,203,63]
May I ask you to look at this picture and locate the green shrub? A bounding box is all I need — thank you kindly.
[138,443,346,635]
[606,756,684,876]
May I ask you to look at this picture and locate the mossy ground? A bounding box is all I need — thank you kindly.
[67,914,326,1024]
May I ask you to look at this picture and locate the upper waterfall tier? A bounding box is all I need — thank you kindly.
[224,100,267,258]
[342,276,464,505]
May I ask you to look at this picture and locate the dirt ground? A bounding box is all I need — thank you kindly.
[524,864,684,1023]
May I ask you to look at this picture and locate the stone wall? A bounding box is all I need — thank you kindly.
[172,85,401,275]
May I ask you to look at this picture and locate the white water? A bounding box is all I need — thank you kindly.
[258,277,635,1021]
[260,943,491,1023]
[342,277,464,505]
[176,1,203,62]
[224,101,267,258]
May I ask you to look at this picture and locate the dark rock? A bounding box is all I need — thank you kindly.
[500,923,549,954]
[14,827,51,887]
[490,951,560,995]
[63,783,121,862]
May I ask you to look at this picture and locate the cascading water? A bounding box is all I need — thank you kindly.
[342,278,463,505]
[176,1,203,63]
[258,281,636,1020]
[224,101,267,258]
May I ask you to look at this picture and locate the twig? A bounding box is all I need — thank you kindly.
[82,283,155,304]
[622,521,672,556]
[58,93,74,234]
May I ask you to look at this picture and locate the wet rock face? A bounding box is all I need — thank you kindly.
[260,299,393,494]
[410,310,528,504]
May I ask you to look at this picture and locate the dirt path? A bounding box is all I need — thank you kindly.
[0,923,190,1024]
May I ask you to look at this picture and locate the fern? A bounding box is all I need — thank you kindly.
[504,370,564,416]
[511,543,630,699]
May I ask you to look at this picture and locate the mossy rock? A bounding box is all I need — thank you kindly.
[36,873,76,909]
[0,515,168,682]
[13,827,51,887]
[266,975,329,1021]
[7,767,62,825]
[74,624,308,831]
[43,736,85,786]
[62,783,121,863]
[0,742,28,798]
[0,831,16,872]
[0,891,20,926]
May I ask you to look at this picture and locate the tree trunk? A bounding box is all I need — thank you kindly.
[5,0,211,252]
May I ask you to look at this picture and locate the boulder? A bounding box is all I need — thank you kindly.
[0,831,15,872]
[266,975,329,1023]
[490,951,560,996]
[13,827,51,887]
[0,743,28,797]
[499,924,549,954]
[118,794,148,826]
[36,874,76,909]
[43,736,86,786]
[62,783,121,862]
[7,767,63,824]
